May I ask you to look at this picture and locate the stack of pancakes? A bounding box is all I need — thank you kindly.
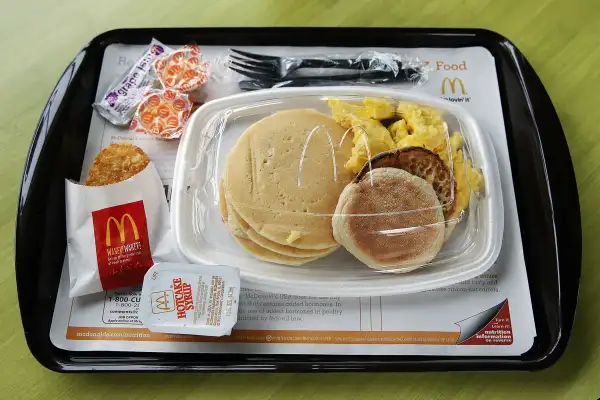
[219,109,354,266]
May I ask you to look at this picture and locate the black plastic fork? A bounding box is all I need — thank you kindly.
[237,72,402,91]
[229,48,378,81]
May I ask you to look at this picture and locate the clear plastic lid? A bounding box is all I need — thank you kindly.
[171,87,503,296]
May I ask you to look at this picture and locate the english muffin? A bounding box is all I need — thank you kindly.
[354,147,457,220]
[333,168,445,271]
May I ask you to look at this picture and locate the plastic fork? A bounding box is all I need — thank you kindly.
[229,49,376,81]
[237,73,399,91]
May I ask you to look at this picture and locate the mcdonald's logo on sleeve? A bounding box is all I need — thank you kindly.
[105,214,140,246]
[441,77,466,95]
[92,200,153,290]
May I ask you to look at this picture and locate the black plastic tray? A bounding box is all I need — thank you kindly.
[15,28,581,372]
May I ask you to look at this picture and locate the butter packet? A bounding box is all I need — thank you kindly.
[139,263,240,337]
[130,89,192,139]
[153,44,210,103]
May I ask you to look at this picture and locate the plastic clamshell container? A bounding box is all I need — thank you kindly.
[171,87,503,297]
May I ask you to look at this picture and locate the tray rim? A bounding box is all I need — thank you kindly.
[14,27,581,373]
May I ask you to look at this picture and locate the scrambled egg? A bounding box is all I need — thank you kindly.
[326,97,395,127]
[326,98,484,214]
[387,119,409,143]
[395,102,447,154]
[448,133,484,214]
[345,115,395,173]
[363,97,396,119]
[327,98,396,173]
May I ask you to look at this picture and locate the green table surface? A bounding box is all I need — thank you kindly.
[2,0,599,398]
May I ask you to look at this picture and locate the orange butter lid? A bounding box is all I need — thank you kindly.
[153,45,210,94]
[130,89,192,139]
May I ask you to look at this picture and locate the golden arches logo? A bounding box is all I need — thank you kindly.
[106,214,139,246]
[151,290,175,314]
[155,292,171,310]
[441,77,466,95]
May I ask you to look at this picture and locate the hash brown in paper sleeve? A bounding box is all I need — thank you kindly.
[85,143,150,186]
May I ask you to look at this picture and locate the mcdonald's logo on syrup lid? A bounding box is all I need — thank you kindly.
[151,290,175,314]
